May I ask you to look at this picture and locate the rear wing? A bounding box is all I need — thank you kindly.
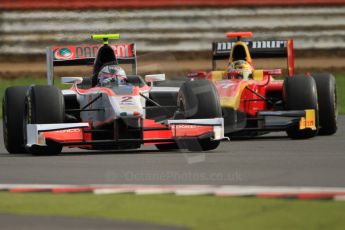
[212,39,294,76]
[46,43,137,85]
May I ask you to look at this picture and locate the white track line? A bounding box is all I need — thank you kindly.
[334,195,345,201]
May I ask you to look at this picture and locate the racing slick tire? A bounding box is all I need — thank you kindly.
[312,73,337,135]
[283,76,319,139]
[176,79,222,151]
[3,86,29,154]
[24,85,64,155]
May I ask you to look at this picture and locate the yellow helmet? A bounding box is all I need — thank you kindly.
[227,60,253,80]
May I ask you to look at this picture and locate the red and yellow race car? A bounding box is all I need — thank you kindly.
[188,32,337,138]
[2,34,225,155]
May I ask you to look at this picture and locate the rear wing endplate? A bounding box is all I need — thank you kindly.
[212,39,294,76]
[46,43,137,85]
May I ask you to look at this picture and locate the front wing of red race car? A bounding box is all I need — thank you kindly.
[26,118,225,149]
[255,109,317,132]
[222,108,317,135]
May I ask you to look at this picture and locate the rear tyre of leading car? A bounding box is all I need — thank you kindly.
[24,85,65,155]
[3,86,29,154]
[283,76,319,139]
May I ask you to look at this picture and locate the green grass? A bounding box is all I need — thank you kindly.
[0,193,345,230]
[0,75,344,117]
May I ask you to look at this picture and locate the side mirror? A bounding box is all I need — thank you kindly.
[61,77,83,85]
[144,74,166,83]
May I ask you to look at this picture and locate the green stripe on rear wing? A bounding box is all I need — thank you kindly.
[212,39,294,76]
[46,43,137,85]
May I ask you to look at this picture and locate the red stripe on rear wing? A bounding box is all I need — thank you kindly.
[212,39,294,76]
[46,43,137,85]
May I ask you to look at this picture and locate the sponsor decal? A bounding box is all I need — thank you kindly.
[304,109,316,130]
[53,128,82,133]
[75,45,99,59]
[215,40,287,53]
[173,124,198,129]
[252,40,287,49]
[54,47,73,60]
[52,44,135,60]
[306,120,314,127]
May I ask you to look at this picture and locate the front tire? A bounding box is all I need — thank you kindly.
[177,80,222,151]
[283,76,319,139]
[312,73,337,135]
[24,85,65,155]
[3,86,29,154]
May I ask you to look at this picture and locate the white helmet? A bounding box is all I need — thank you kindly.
[98,64,127,87]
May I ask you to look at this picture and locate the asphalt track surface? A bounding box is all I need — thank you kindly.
[0,213,187,230]
[1,117,345,187]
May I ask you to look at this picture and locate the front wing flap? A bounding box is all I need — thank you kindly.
[257,109,317,131]
[26,118,225,148]
[26,123,90,147]
[167,118,225,140]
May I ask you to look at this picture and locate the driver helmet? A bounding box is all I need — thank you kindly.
[227,60,253,80]
[98,64,127,87]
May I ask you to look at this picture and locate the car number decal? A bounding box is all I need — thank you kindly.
[120,96,134,105]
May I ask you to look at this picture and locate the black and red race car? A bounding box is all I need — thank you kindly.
[2,34,225,155]
[187,32,337,138]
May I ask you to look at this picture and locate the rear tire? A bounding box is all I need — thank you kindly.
[312,73,337,135]
[177,80,221,151]
[283,76,319,139]
[24,85,65,155]
[2,86,29,154]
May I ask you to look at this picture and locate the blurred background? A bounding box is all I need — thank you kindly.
[0,0,345,78]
